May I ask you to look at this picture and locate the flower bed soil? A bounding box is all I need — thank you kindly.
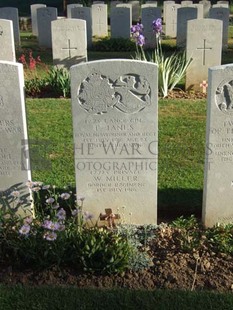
[1,225,233,292]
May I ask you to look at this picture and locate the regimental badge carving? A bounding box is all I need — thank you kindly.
[216,80,233,114]
[0,26,3,36]
[77,71,151,114]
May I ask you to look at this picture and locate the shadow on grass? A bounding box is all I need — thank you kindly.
[158,188,202,223]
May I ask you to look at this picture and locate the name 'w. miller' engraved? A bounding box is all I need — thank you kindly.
[77,71,151,114]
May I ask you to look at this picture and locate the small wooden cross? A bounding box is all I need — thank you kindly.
[200,80,208,93]
[99,208,120,228]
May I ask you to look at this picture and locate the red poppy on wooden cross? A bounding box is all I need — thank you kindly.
[200,80,208,93]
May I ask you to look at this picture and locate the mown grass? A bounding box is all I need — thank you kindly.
[1,286,233,310]
[26,98,206,217]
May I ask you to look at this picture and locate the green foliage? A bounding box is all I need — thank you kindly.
[134,42,192,98]
[206,224,233,255]
[46,66,71,98]
[92,37,135,52]
[25,77,47,97]
[0,183,132,274]
[72,227,133,274]
[117,224,156,271]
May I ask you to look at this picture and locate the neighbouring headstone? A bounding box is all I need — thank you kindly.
[141,6,161,48]
[52,19,87,69]
[111,7,131,39]
[0,19,15,62]
[92,3,108,37]
[208,7,229,49]
[71,7,92,47]
[111,0,123,7]
[117,3,133,19]
[0,7,20,44]
[187,4,204,18]
[30,4,46,36]
[213,3,229,8]
[67,4,83,18]
[185,18,222,91]
[163,1,175,23]
[37,7,57,48]
[176,7,198,48]
[181,0,193,6]
[0,61,32,216]
[128,1,140,21]
[71,59,158,225]
[203,64,233,227]
[199,0,211,18]
[164,4,181,37]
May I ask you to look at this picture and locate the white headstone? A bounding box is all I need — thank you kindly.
[164,4,181,37]
[92,4,108,37]
[203,64,233,227]
[71,7,92,48]
[186,19,222,91]
[163,1,175,23]
[37,7,57,48]
[30,4,46,36]
[199,0,211,17]
[52,19,87,69]
[111,7,131,39]
[141,7,162,48]
[215,1,229,8]
[208,7,229,49]
[0,7,20,45]
[181,1,193,6]
[67,4,83,18]
[176,7,198,48]
[128,1,140,21]
[71,59,158,225]
[0,19,15,62]
[0,61,32,215]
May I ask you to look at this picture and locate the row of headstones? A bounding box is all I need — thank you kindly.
[0,1,229,46]
[1,58,232,228]
[0,14,223,91]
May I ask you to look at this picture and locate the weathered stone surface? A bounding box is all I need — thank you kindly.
[203,64,233,227]
[71,60,158,225]
[0,7,20,44]
[0,19,15,61]
[30,4,46,36]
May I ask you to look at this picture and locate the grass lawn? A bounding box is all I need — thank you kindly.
[26,97,206,218]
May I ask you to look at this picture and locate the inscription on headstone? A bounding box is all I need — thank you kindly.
[71,60,158,225]
[0,61,32,216]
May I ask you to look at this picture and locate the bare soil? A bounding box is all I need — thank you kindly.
[1,225,233,292]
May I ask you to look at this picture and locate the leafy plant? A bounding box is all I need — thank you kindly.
[46,66,71,98]
[0,181,132,273]
[91,37,135,52]
[131,20,192,97]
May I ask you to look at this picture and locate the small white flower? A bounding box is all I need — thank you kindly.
[46,197,55,204]
[60,193,71,200]
[10,191,20,198]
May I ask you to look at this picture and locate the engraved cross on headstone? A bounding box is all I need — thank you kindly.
[197,39,212,66]
[61,39,78,58]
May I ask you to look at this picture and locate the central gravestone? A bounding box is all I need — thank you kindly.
[71,60,158,225]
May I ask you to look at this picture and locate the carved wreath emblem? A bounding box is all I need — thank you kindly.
[77,71,151,114]
[215,80,233,115]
